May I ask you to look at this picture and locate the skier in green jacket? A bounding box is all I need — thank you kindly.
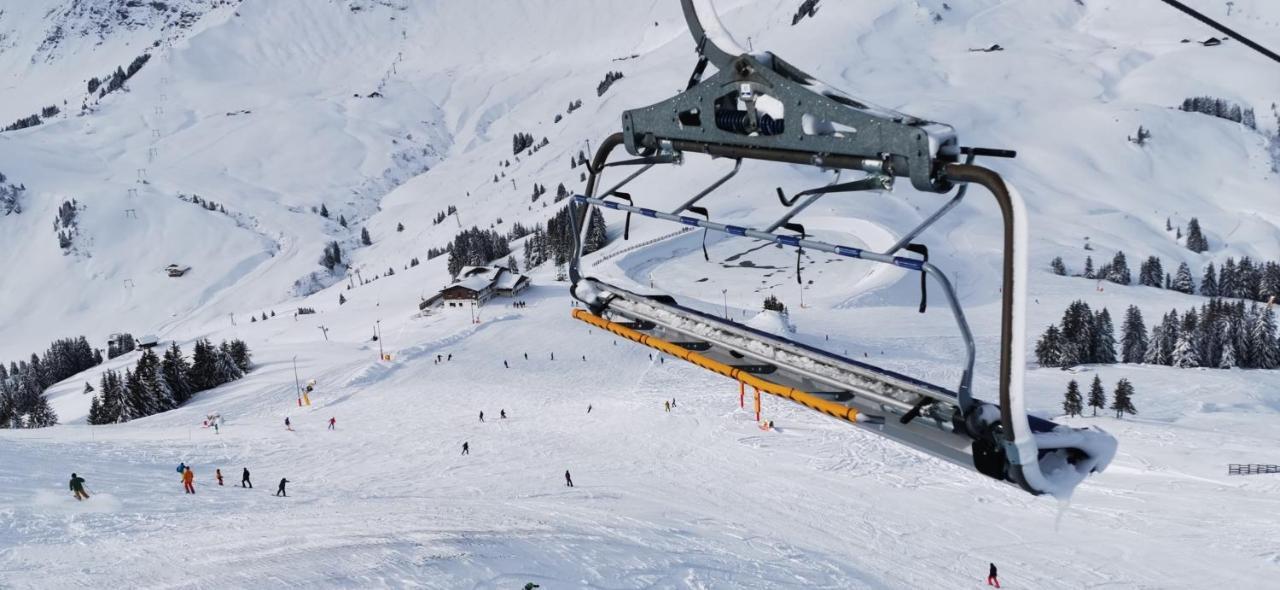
[70,473,89,500]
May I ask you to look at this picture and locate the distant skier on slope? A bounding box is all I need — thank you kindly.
[500,409,506,419]
[284,417,292,431]
[664,401,671,412]
[462,442,469,455]
[587,404,592,414]
[987,563,999,588]
[275,478,289,497]
[479,411,485,422]
[216,468,224,486]
[564,470,574,487]
[328,417,336,430]
[241,468,252,488]
[182,467,196,494]
[504,360,509,368]
[69,473,89,501]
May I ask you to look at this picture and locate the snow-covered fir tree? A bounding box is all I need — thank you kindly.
[1087,374,1106,416]
[1172,262,1195,294]
[1111,378,1137,418]
[1120,305,1148,363]
[1062,380,1083,417]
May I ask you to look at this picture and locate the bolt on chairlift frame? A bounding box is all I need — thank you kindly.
[568,0,1115,497]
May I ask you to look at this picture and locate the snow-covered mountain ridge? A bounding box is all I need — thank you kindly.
[2,1,1280,587]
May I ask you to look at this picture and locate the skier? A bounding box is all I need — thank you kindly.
[500,409,506,419]
[479,411,485,422]
[504,360,509,368]
[564,470,574,487]
[550,352,555,360]
[241,468,252,488]
[213,422,219,434]
[462,442,469,455]
[216,468,224,486]
[182,466,196,494]
[69,473,89,501]
[523,353,528,360]
[664,400,671,412]
[284,417,292,431]
[671,398,677,407]
[987,563,999,588]
[582,355,586,362]
[587,404,592,414]
[275,478,289,497]
[328,417,336,430]
[447,354,452,361]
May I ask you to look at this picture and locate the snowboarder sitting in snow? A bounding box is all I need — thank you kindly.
[276,478,289,497]
[69,473,89,501]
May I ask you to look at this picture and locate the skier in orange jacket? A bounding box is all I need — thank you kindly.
[182,467,196,494]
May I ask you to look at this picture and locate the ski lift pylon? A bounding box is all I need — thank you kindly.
[567,0,1116,498]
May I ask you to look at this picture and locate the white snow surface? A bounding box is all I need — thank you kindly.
[3,0,1280,587]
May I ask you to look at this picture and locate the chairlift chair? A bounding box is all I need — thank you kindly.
[566,0,1116,497]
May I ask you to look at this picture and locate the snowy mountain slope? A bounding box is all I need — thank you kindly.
[3,0,1280,586]
[4,279,1280,588]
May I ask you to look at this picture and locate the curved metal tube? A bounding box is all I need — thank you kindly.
[680,0,746,68]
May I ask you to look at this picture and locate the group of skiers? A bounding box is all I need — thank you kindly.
[167,463,288,496]
[284,416,336,431]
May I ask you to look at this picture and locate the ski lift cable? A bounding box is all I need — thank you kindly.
[1157,0,1280,64]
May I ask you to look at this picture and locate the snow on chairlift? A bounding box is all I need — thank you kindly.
[565,0,1117,498]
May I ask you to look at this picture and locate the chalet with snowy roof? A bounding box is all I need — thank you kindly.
[435,266,530,308]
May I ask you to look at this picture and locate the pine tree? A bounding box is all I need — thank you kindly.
[122,368,146,422]
[214,343,244,385]
[584,207,608,254]
[1050,256,1067,276]
[1200,262,1218,297]
[1062,380,1083,417]
[160,343,193,405]
[360,227,372,246]
[1093,308,1117,363]
[1185,217,1208,253]
[83,382,94,395]
[1084,256,1094,279]
[1105,251,1131,285]
[506,255,518,272]
[1035,325,1064,367]
[1165,217,1172,232]
[1252,305,1279,369]
[27,393,57,427]
[1139,256,1164,287]
[1219,337,1237,369]
[1087,375,1106,416]
[1172,331,1199,368]
[1059,300,1095,365]
[1172,262,1195,294]
[1219,258,1238,298]
[138,348,175,413]
[228,340,252,373]
[319,203,329,218]
[1111,378,1137,418]
[339,215,348,228]
[1121,305,1148,363]
[189,339,218,392]
[87,394,104,425]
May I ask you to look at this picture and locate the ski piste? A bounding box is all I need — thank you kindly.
[568,0,1117,498]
